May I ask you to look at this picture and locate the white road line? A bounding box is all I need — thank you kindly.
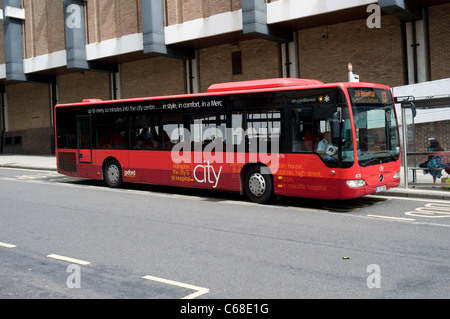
[368,194,449,204]
[142,275,209,299]
[172,194,202,200]
[367,214,416,221]
[47,254,91,266]
[404,203,450,218]
[0,242,16,248]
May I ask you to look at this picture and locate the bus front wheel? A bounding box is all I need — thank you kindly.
[245,166,273,204]
[104,159,123,188]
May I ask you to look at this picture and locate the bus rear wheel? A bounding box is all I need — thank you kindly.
[245,166,273,204]
[104,159,122,188]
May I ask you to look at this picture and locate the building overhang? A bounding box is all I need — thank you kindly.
[242,0,292,43]
[378,0,423,21]
[141,0,194,60]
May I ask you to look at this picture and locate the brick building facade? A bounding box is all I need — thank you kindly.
[0,0,449,155]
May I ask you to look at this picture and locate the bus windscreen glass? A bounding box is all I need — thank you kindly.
[349,88,400,167]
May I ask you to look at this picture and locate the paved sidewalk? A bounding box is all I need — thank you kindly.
[0,155,56,171]
[0,155,449,200]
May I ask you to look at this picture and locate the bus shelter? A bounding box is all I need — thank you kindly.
[397,95,450,189]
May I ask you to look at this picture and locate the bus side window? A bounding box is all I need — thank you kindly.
[246,109,281,153]
[132,115,160,150]
[189,112,226,150]
[98,128,113,148]
[57,118,77,149]
[311,105,339,151]
[229,111,245,152]
[291,108,313,153]
[110,129,126,148]
[162,113,186,150]
[95,116,127,149]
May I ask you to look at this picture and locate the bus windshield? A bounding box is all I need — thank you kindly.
[349,88,400,167]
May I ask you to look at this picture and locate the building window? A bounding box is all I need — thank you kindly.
[5,136,22,146]
[232,51,242,75]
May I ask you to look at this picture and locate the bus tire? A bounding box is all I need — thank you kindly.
[245,166,273,204]
[104,159,123,188]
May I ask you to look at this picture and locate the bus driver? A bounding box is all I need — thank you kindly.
[316,131,338,159]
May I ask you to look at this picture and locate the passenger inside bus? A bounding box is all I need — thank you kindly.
[110,129,126,149]
[99,128,113,148]
[133,126,159,149]
[132,114,160,150]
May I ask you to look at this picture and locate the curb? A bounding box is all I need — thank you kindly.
[0,163,57,172]
[379,188,450,201]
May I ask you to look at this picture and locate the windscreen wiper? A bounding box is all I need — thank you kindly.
[360,152,397,167]
[360,157,382,167]
[373,151,397,162]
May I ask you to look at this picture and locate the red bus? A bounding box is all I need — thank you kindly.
[55,78,401,203]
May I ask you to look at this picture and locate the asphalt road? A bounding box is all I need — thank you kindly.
[0,168,449,301]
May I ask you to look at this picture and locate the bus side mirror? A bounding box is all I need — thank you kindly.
[330,112,341,143]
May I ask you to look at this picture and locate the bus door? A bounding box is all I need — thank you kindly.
[77,116,92,164]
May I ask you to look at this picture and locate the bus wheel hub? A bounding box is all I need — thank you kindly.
[249,173,266,197]
[107,165,120,183]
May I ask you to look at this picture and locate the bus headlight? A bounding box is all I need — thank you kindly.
[394,170,401,179]
[346,179,366,188]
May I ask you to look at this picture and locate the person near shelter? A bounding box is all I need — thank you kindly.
[423,138,445,183]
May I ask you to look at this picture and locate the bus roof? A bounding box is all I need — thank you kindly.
[207,78,324,93]
[55,78,390,107]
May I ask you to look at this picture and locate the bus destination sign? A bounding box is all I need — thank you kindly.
[349,88,390,104]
